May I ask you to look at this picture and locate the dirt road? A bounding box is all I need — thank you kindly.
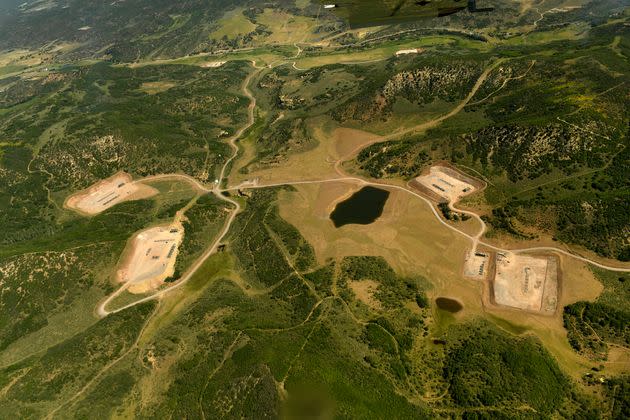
[228,177,630,274]
[98,59,630,317]
[332,59,505,175]
[97,65,259,317]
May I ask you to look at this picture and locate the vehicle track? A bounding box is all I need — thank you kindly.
[47,302,161,418]
[98,59,630,317]
[98,64,259,317]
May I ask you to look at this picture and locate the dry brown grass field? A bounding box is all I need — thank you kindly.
[231,122,382,186]
[277,181,619,380]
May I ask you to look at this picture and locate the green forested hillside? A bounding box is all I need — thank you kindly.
[0,0,628,418]
[343,20,630,260]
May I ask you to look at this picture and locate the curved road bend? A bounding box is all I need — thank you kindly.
[228,178,630,274]
[98,65,259,317]
[99,60,630,316]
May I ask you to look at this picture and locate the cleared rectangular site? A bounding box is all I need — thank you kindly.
[411,166,479,203]
[463,251,489,280]
[65,172,157,215]
[493,253,558,314]
[117,224,183,293]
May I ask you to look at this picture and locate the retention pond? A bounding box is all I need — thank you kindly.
[435,297,463,313]
[330,186,390,227]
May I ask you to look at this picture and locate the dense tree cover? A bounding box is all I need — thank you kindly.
[241,117,316,172]
[363,322,398,355]
[31,62,248,191]
[488,138,630,260]
[443,328,570,414]
[133,194,432,418]
[304,262,335,296]
[603,376,630,420]
[357,137,430,179]
[336,256,432,394]
[564,301,630,361]
[590,268,630,308]
[1,199,155,255]
[71,371,136,419]
[0,0,248,61]
[330,56,490,124]
[0,244,119,351]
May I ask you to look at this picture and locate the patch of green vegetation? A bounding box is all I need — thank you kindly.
[562,265,630,362]
[269,274,319,324]
[437,202,470,222]
[209,8,256,40]
[0,244,119,351]
[363,323,397,355]
[263,203,316,272]
[279,307,432,418]
[304,262,335,297]
[0,302,155,417]
[340,256,429,309]
[0,200,155,258]
[591,268,630,308]
[564,301,630,361]
[0,1,248,61]
[357,135,430,179]
[0,173,200,366]
[336,256,431,394]
[602,376,630,419]
[328,56,489,128]
[1,61,251,250]
[348,26,630,260]
[31,62,249,191]
[241,117,317,172]
[229,187,310,287]
[442,324,579,416]
[71,370,136,418]
[174,192,233,276]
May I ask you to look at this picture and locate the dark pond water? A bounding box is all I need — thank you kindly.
[330,186,390,227]
[435,297,463,313]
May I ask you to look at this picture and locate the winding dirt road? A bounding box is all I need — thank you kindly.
[97,66,258,317]
[98,59,630,317]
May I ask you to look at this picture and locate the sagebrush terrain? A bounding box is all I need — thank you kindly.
[0,0,629,418]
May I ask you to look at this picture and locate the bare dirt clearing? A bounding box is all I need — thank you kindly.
[231,123,381,186]
[463,251,489,280]
[201,61,226,68]
[117,224,184,294]
[65,172,157,215]
[139,81,177,94]
[492,253,558,314]
[395,48,424,56]
[411,165,480,203]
